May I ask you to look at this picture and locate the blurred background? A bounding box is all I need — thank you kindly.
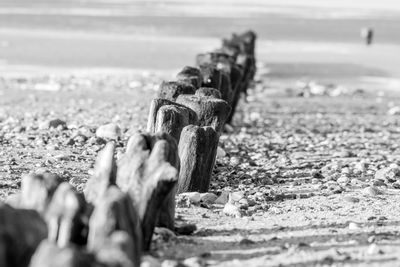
[1,0,400,89]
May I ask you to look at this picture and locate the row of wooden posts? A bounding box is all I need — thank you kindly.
[0,30,257,267]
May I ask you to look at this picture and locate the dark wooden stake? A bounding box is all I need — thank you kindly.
[45,183,87,247]
[157,81,196,101]
[176,94,231,133]
[176,66,203,88]
[0,203,47,267]
[177,125,219,193]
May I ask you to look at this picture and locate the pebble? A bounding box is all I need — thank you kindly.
[337,175,350,185]
[179,192,201,204]
[348,222,361,230]
[200,193,218,204]
[182,257,206,267]
[141,255,162,267]
[95,123,121,140]
[216,147,227,159]
[223,202,242,218]
[343,196,360,203]
[367,243,383,255]
[215,191,229,205]
[362,186,382,196]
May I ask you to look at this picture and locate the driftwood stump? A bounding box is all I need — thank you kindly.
[88,186,142,267]
[197,52,245,124]
[84,142,117,205]
[176,94,231,133]
[147,98,198,143]
[46,183,87,247]
[177,125,219,193]
[195,87,222,99]
[0,203,47,267]
[176,66,202,88]
[198,64,233,105]
[116,133,179,250]
[8,172,62,213]
[157,81,196,101]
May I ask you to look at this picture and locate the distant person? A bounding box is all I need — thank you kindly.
[361,27,374,45]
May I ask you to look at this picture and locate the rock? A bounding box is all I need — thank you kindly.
[343,196,360,203]
[231,191,245,202]
[223,194,242,218]
[216,147,226,159]
[179,192,201,204]
[96,123,121,140]
[141,255,162,267]
[337,175,350,185]
[49,119,67,129]
[348,222,361,230]
[214,191,229,205]
[162,260,185,267]
[182,257,206,267]
[174,223,197,235]
[362,186,382,196]
[387,106,400,115]
[367,243,383,255]
[153,227,176,243]
[200,193,218,204]
[238,237,255,245]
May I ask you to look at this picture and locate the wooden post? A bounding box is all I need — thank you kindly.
[157,81,196,101]
[0,203,47,267]
[10,172,62,213]
[116,133,179,250]
[176,94,231,133]
[176,66,202,88]
[198,63,233,105]
[88,186,142,267]
[195,87,221,99]
[84,142,117,205]
[177,125,219,193]
[45,183,87,247]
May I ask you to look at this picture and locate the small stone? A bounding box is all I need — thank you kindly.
[362,186,382,196]
[238,237,255,245]
[48,119,67,129]
[216,147,226,159]
[337,175,350,185]
[182,257,206,267]
[95,123,121,140]
[200,193,218,204]
[343,196,360,203]
[231,191,245,202]
[141,255,162,267]
[348,222,361,230]
[153,227,176,242]
[214,191,229,205]
[174,223,197,235]
[179,192,201,204]
[367,243,383,255]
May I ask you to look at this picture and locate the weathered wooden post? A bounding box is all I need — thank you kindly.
[0,204,47,267]
[198,63,233,105]
[84,142,117,205]
[195,87,222,99]
[175,95,230,193]
[116,133,179,250]
[46,183,87,247]
[176,94,231,133]
[147,98,198,142]
[177,125,219,193]
[88,186,142,267]
[157,81,196,101]
[176,66,203,88]
[7,172,62,213]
